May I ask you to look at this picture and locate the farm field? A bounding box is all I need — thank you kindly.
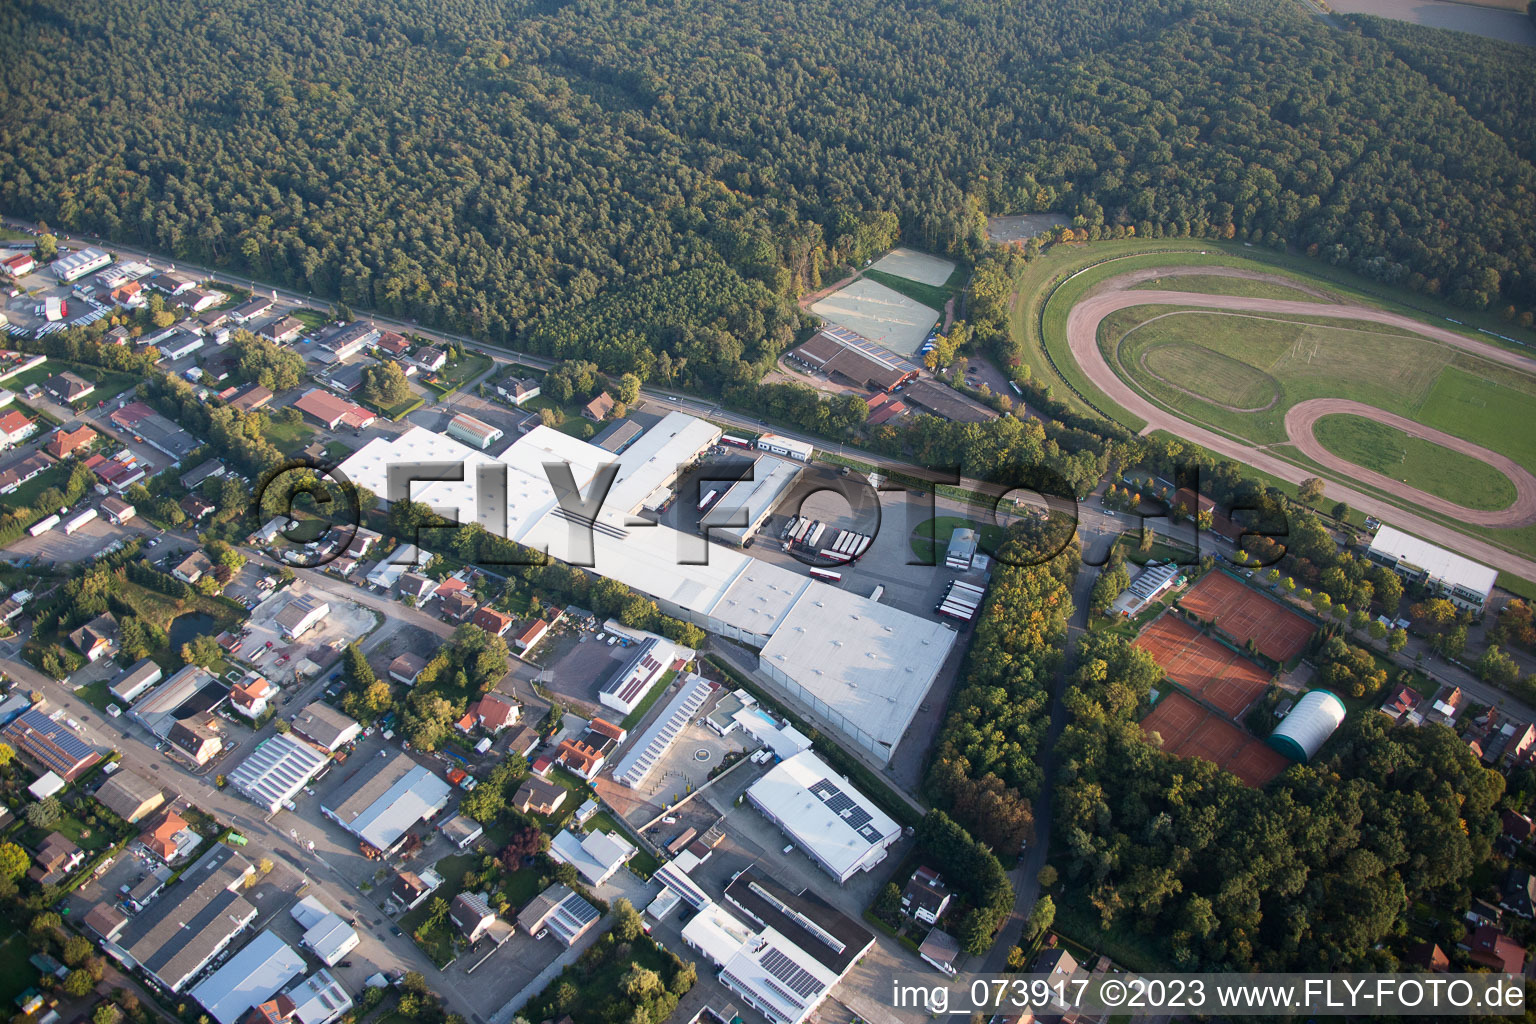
[809,277,938,356]
[1312,413,1518,512]
[1332,0,1536,44]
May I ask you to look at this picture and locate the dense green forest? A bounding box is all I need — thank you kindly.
[1054,630,1505,970]
[3,0,1535,395]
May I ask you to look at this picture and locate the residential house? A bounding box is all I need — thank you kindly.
[548,829,635,887]
[472,693,520,733]
[471,606,513,637]
[513,618,549,655]
[44,424,96,459]
[396,572,438,604]
[228,384,274,414]
[1465,925,1526,974]
[438,814,484,850]
[181,458,227,490]
[173,551,215,585]
[554,719,625,781]
[388,653,427,686]
[43,372,94,404]
[1501,870,1535,920]
[390,869,442,912]
[180,494,215,522]
[513,777,567,816]
[439,588,478,623]
[1403,942,1451,972]
[230,297,274,323]
[1380,682,1423,723]
[168,718,223,766]
[375,332,410,358]
[69,612,118,662]
[413,347,447,372]
[516,884,600,947]
[1502,809,1535,846]
[582,392,615,421]
[138,809,201,863]
[230,674,276,719]
[900,866,951,925]
[495,376,540,406]
[290,703,362,752]
[294,389,375,430]
[1426,686,1464,726]
[0,452,54,493]
[449,892,498,944]
[255,315,305,344]
[29,832,84,885]
[0,409,37,447]
[148,271,195,296]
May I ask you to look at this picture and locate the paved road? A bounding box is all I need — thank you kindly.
[1064,264,1536,582]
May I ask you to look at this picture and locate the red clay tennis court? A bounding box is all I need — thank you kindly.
[1141,692,1290,787]
[1132,613,1273,718]
[1179,571,1316,663]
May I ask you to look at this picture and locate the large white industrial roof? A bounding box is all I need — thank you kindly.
[604,411,720,515]
[746,750,901,881]
[228,733,330,812]
[324,754,452,852]
[1368,525,1497,598]
[700,454,802,541]
[758,587,956,752]
[189,931,306,1024]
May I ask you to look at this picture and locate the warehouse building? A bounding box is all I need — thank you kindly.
[1365,525,1498,612]
[446,412,504,450]
[1268,690,1347,763]
[321,751,452,856]
[338,413,957,759]
[51,247,112,283]
[290,896,360,967]
[786,326,921,393]
[699,454,803,547]
[107,845,256,992]
[282,970,354,1024]
[680,866,874,1024]
[290,702,361,751]
[95,770,165,823]
[228,733,332,812]
[2,708,101,781]
[190,931,306,1024]
[612,673,713,789]
[757,587,956,764]
[598,636,682,716]
[275,594,329,639]
[129,665,222,739]
[745,750,901,883]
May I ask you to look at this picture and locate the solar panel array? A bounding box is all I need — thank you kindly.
[761,946,823,1000]
[615,675,711,788]
[809,778,882,844]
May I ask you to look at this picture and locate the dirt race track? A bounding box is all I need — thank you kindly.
[1064,265,1536,581]
[1285,398,1536,529]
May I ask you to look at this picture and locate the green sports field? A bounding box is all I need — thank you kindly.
[1098,306,1536,489]
[1312,413,1518,512]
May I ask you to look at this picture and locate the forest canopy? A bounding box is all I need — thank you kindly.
[2,0,1534,393]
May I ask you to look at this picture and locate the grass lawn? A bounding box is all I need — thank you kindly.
[323,440,352,460]
[0,929,37,1008]
[524,933,679,1024]
[291,308,331,331]
[495,864,546,910]
[1130,272,1326,302]
[0,462,74,514]
[862,267,956,313]
[208,284,250,310]
[1312,413,1517,511]
[262,415,316,456]
[374,395,424,421]
[909,515,1007,562]
[619,669,676,731]
[422,352,493,396]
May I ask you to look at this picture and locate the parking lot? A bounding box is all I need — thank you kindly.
[4,513,150,565]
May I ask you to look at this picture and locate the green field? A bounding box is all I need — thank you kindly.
[862,267,960,313]
[1130,272,1326,302]
[909,515,1007,562]
[1012,238,1536,427]
[1312,414,1518,511]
